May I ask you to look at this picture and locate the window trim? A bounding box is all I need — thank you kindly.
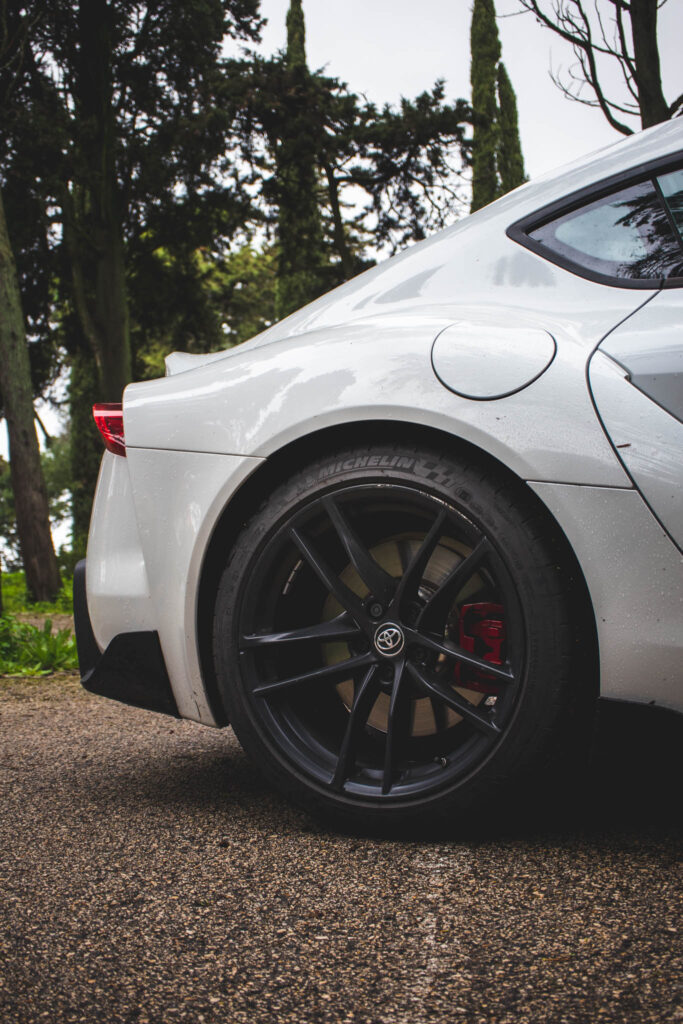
[506,149,683,290]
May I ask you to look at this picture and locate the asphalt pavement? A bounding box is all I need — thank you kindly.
[0,675,680,1024]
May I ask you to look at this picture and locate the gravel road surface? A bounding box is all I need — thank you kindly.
[0,676,680,1024]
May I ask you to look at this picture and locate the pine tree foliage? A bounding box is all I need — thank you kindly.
[286,0,307,69]
[497,62,526,195]
[234,20,471,280]
[470,0,526,211]
[470,0,501,212]
[274,0,328,319]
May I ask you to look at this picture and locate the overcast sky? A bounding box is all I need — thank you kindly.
[253,0,682,177]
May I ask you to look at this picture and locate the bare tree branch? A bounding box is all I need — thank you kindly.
[516,0,671,134]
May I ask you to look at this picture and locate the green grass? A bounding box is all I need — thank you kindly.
[0,615,78,676]
[1,571,73,614]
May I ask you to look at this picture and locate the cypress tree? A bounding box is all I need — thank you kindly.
[497,61,525,194]
[275,0,327,319]
[286,0,306,68]
[470,0,501,213]
[470,0,525,211]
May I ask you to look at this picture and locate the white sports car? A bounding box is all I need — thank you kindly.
[75,119,683,828]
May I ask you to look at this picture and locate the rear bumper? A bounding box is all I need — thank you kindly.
[73,559,179,717]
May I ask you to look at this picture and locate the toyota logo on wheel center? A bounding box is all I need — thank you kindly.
[374,623,405,657]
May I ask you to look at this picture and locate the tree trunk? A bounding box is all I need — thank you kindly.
[67,0,131,402]
[323,162,354,281]
[630,0,669,129]
[0,188,60,602]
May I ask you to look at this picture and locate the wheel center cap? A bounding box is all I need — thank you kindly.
[374,623,405,658]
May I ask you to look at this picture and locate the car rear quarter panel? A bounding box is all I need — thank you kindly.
[123,306,636,489]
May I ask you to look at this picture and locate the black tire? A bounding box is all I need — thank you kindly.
[213,444,588,830]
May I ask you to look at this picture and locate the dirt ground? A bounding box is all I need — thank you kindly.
[0,676,681,1024]
[13,612,75,633]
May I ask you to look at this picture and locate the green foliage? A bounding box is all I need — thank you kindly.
[274,0,327,319]
[470,0,525,212]
[212,244,278,347]
[233,33,471,275]
[350,83,472,251]
[1,571,73,615]
[470,0,501,212]
[497,62,525,195]
[285,0,306,70]
[1,0,264,548]
[132,241,279,380]
[0,615,77,675]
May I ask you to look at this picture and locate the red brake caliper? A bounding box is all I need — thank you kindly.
[455,602,505,694]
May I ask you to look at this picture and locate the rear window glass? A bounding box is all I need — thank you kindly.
[529,179,683,282]
[657,168,683,242]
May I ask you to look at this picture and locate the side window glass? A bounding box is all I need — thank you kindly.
[529,180,683,282]
[657,168,683,243]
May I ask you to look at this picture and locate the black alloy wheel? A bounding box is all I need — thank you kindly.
[213,445,581,829]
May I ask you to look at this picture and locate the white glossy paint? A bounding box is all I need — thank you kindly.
[165,350,232,376]
[599,288,683,423]
[590,352,683,550]
[86,453,157,648]
[123,448,263,723]
[125,304,635,487]
[530,482,683,713]
[431,322,556,399]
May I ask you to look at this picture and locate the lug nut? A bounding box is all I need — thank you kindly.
[369,602,384,619]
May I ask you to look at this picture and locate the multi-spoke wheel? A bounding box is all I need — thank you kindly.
[213,445,579,828]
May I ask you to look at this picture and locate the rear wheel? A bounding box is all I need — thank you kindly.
[213,445,586,829]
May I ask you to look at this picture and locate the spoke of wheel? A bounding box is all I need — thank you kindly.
[331,666,380,792]
[382,658,412,795]
[405,628,514,683]
[407,662,500,737]
[252,651,375,698]
[417,538,492,629]
[241,614,361,650]
[289,527,368,624]
[390,509,449,616]
[323,497,395,604]
[430,696,449,733]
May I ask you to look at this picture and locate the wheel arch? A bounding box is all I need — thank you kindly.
[196,419,599,724]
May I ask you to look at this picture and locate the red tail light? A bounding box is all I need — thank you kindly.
[93,403,126,457]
